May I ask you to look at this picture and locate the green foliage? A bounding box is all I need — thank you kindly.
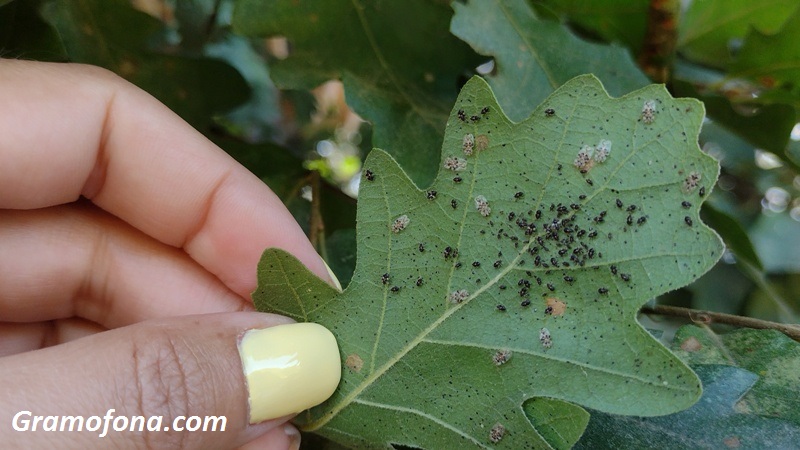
[253,75,722,448]
[233,0,483,186]
[577,365,800,449]
[3,0,800,447]
[450,0,649,122]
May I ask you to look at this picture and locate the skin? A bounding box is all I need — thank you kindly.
[0,59,333,449]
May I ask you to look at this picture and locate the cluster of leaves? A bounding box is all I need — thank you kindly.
[3,0,799,448]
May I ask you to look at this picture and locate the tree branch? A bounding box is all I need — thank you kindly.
[641,305,800,342]
[637,0,679,83]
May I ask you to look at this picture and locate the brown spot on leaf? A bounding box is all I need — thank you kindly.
[476,134,489,151]
[680,336,702,352]
[545,297,566,316]
[723,436,741,448]
[345,354,363,373]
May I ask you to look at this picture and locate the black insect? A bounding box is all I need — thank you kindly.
[620,273,631,282]
[457,109,466,121]
[496,304,507,312]
[627,205,637,212]
[598,287,608,294]
[586,178,594,186]
[535,276,542,285]
[365,170,375,181]
[418,243,425,252]
[685,216,693,226]
[627,215,633,226]
[579,194,587,200]
[534,256,541,266]
[514,191,524,199]
[451,199,458,209]
[547,283,555,291]
[521,299,531,307]
[453,176,463,183]
[571,203,581,210]
[481,106,490,115]
[637,216,647,225]
[550,258,559,267]
[564,275,574,284]
[470,115,480,122]
[588,231,598,238]
[499,285,507,290]
[699,186,706,197]
[455,262,462,268]
[681,201,692,208]
[577,229,586,237]
[443,246,453,259]
[508,212,516,221]
[391,286,400,293]
[558,249,568,256]
[610,265,618,275]
[472,261,481,267]
[416,277,424,286]
[535,210,542,220]
[588,248,596,258]
[381,273,390,284]
[493,260,502,268]
[427,190,437,200]
[616,199,623,208]
[545,306,554,315]
[545,108,555,117]
[519,287,528,297]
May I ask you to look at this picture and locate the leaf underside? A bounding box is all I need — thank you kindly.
[254,75,722,449]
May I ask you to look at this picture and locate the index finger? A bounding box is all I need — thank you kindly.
[0,60,329,298]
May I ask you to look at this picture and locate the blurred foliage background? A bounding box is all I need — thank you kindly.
[2,0,798,336]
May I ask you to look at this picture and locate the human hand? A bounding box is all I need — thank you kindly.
[0,59,341,449]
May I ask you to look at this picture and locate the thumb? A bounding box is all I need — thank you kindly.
[0,313,341,449]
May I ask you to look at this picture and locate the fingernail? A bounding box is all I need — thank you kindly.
[322,259,343,292]
[284,424,301,450]
[239,323,341,423]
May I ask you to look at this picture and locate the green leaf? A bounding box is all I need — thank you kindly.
[533,0,650,54]
[0,0,66,61]
[232,0,482,187]
[40,0,250,129]
[450,0,650,123]
[672,79,797,162]
[254,75,722,448]
[702,204,763,271]
[678,0,799,68]
[730,6,800,87]
[575,365,800,449]
[672,326,800,426]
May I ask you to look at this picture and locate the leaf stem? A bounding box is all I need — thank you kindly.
[637,0,680,83]
[641,305,800,342]
[309,171,327,258]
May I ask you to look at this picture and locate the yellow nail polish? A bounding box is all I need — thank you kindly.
[239,323,341,423]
